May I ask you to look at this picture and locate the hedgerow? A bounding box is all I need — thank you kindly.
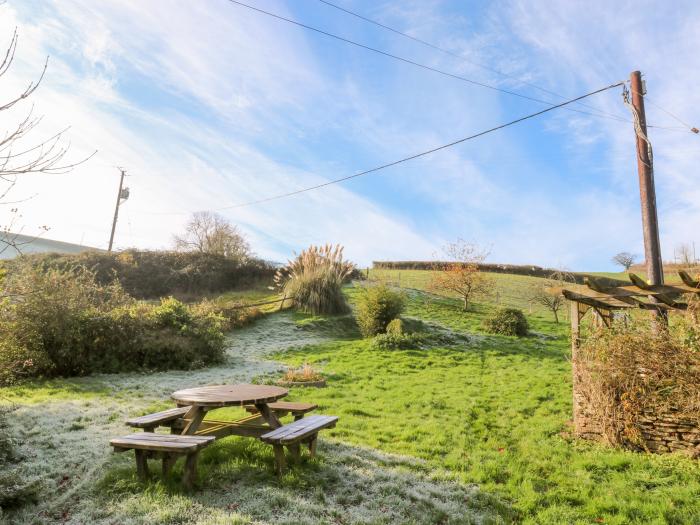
[0,249,276,299]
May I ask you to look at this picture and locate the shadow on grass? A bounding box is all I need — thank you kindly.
[98,437,515,524]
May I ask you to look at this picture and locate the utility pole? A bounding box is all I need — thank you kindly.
[108,168,129,252]
[629,71,664,285]
[629,71,665,321]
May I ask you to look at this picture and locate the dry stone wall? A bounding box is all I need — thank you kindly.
[572,348,700,458]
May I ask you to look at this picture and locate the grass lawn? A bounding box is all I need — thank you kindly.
[271,282,700,524]
[2,272,699,524]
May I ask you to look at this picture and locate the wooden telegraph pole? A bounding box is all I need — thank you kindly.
[108,168,128,252]
[629,71,665,319]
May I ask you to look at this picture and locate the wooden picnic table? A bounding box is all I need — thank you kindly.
[171,383,289,439]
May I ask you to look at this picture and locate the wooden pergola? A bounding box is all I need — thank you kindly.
[557,270,700,348]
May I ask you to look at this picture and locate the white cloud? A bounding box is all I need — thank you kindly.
[0,0,441,265]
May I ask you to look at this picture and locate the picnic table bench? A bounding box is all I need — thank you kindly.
[244,401,318,420]
[126,406,190,432]
[112,384,337,486]
[260,414,338,475]
[109,433,214,489]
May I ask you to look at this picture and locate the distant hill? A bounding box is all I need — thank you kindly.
[0,232,101,260]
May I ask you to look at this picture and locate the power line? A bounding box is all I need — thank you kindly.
[316,0,630,123]
[225,0,630,125]
[223,81,623,208]
[316,0,698,135]
[135,81,623,216]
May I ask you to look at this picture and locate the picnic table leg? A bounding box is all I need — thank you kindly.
[255,403,282,429]
[273,445,286,477]
[134,450,149,481]
[162,453,177,476]
[182,451,199,490]
[182,406,206,435]
[288,443,301,464]
[308,434,318,457]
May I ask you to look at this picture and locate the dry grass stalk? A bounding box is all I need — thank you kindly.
[282,363,324,383]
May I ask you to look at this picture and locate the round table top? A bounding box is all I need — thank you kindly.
[171,383,288,407]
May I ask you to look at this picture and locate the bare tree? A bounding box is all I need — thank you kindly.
[173,211,251,261]
[676,243,695,268]
[428,240,492,311]
[529,270,576,323]
[0,28,93,257]
[612,252,636,271]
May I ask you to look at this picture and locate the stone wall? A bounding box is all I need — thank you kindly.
[572,347,700,458]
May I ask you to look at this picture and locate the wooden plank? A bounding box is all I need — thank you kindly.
[679,270,700,288]
[171,384,288,407]
[110,433,214,453]
[562,290,633,310]
[111,433,213,444]
[260,415,338,444]
[244,401,317,416]
[126,407,189,428]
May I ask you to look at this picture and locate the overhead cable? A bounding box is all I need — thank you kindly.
[135,81,623,217]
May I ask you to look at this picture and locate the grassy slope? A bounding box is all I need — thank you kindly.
[273,278,700,525]
[3,274,699,524]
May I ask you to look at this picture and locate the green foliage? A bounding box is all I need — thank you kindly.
[278,287,700,524]
[385,318,404,336]
[483,307,529,336]
[0,249,275,299]
[354,284,405,337]
[371,332,423,350]
[0,265,226,385]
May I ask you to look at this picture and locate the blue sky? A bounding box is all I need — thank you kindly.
[1,0,699,269]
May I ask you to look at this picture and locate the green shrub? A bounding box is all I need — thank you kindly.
[0,265,226,384]
[277,244,355,315]
[386,318,404,336]
[355,285,405,337]
[483,307,529,336]
[371,332,423,350]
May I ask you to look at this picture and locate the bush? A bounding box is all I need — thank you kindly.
[386,318,404,336]
[371,332,423,350]
[277,244,355,315]
[0,265,227,384]
[355,285,405,337]
[483,307,529,336]
[0,249,276,299]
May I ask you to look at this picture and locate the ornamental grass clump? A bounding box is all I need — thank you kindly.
[275,244,355,315]
[281,363,324,383]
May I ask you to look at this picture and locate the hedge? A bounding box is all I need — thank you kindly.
[1,249,276,299]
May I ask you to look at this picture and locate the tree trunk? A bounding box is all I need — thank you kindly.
[463,296,468,311]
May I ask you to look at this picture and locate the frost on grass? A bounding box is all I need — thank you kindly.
[1,312,511,524]
[1,312,336,524]
[90,442,509,525]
